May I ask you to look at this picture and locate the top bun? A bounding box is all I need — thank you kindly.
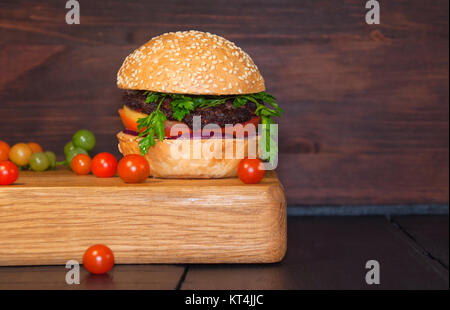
[117,30,265,95]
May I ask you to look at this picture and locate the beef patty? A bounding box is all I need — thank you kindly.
[123,90,258,128]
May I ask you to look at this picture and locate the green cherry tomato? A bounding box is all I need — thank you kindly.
[45,151,56,169]
[72,129,96,151]
[29,152,50,172]
[66,147,88,168]
[64,141,76,157]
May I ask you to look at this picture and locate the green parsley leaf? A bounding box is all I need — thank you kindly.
[233,96,248,108]
[137,95,166,155]
[144,91,161,104]
[171,97,196,121]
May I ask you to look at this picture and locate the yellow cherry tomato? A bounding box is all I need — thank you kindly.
[9,143,33,166]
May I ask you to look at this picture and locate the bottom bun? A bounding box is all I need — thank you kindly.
[117,131,259,178]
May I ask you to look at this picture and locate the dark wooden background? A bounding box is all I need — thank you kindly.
[0,0,448,206]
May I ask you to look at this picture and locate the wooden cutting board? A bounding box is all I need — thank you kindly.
[0,168,286,266]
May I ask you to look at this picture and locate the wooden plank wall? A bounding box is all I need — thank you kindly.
[0,0,448,206]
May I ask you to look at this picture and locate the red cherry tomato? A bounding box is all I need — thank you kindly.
[83,244,115,275]
[91,152,117,178]
[0,141,10,161]
[118,154,150,183]
[237,158,265,184]
[0,160,19,185]
[71,154,92,175]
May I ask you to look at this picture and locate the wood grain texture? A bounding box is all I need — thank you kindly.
[0,265,185,290]
[0,216,447,290]
[394,215,449,268]
[0,0,448,205]
[181,217,449,290]
[0,169,287,266]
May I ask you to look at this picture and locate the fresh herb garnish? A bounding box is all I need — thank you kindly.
[135,91,283,160]
[169,94,198,121]
[136,95,167,155]
[238,92,283,162]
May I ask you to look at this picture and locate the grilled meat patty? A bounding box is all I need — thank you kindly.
[123,90,257,128]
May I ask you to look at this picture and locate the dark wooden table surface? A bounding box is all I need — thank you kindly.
[0,215,447,290]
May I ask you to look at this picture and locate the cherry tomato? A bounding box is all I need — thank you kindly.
[83,244,115,275]
[9,143,33,166]
[64,141,76,157]
[45,151,56,170]
[29,152,50,171]
[118,154,150,183]
[72,129,96,151]
[66,147,88,168]
[91,152,117,178]
[27,142,43,153]
[0,161,19,185]
[0,141,10,161]
[237,158,265,184]
[71,154,92,175]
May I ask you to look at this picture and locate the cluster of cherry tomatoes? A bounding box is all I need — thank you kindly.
[1,130,152,185]
[71,152,150,183]
[0,140,57,185]
[3,141,57,172]
[2,127,266,186]
[68,148,147,183]
[61,129,150,182]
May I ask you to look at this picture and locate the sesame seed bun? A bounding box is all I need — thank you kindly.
[117,131,259,178]
[117,30,265,95]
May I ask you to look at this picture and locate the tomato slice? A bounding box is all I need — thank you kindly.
[119,108,187,136]
[118,108,260,138]
[118,108,140,133]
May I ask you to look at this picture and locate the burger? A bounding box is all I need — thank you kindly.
[116,30,282,178]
